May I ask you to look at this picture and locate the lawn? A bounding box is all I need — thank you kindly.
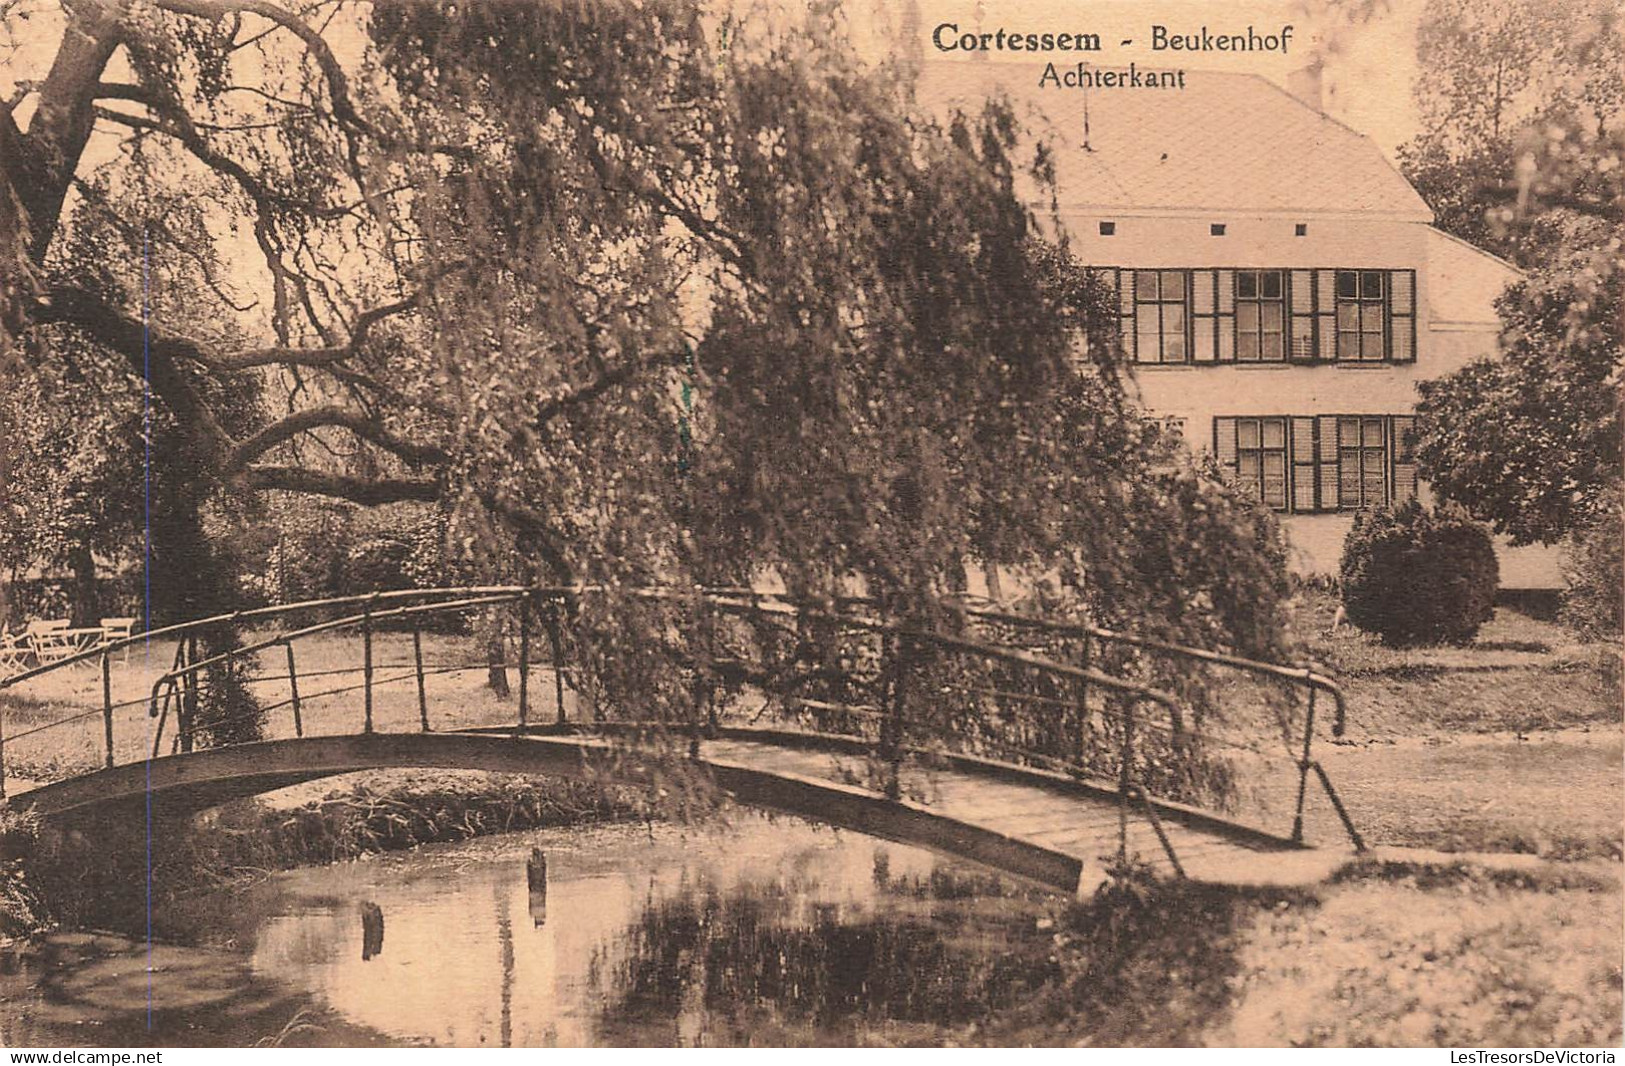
[1277,589,1623,861]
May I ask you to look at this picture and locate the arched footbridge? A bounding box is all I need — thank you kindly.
[0,588,1366,893]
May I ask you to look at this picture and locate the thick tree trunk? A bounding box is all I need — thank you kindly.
[151,483,265,744]
[487,635,511,698]
[67,537,97,627]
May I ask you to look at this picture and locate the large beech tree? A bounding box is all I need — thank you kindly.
[1,1,1291,764]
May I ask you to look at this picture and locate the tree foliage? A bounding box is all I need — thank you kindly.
[1400,0,1622,633]
[1415,246,1623,546]
[1397,0,1622,265]
[0,2,1294,776]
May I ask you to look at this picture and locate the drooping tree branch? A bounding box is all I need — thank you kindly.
[154,0,374,135]
[228,403,447,469]
[217,295,418,369]
[245,464,440,504]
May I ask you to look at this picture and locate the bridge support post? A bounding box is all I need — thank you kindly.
[412,629,429,732]
[517,593,531,731]
[285,642,304,738]
[101,652,114,769]
[1076,632,1092,769]
[1291,683,1316,843]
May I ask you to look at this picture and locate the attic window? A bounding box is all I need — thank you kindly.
[1210,223,1226,236]
[1099,221,1116,235]
[1295,223,1309,236]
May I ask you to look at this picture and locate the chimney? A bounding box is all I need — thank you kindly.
[1287,60,1324,113]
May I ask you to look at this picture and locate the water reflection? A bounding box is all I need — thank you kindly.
[3,815,1055,1047]
[527,847,548,928]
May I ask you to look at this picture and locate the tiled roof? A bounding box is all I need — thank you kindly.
[914,61,1434,220]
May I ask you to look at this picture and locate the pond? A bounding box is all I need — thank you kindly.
[0,814,1062,1047]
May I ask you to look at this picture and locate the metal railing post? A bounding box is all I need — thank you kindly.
[1117,694,1135,859]
[884,634,909,802]
[1,694,8,800]
[180,636,197,754]
[412,628,429,732]
[1291,679,1317,843]
[546,603,567,727]
[703,599,719,736]
[1312,761,1368,852]
[101,651,115,769]
[362,598,375,734]
[517,592,531,731]
[1075,630,1092,769]
[285,641,304,738]
[150,680,170,758]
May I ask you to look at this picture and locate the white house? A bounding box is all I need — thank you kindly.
[918,61,1563,587]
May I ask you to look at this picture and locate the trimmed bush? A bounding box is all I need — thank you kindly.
[1339,500,1499,646]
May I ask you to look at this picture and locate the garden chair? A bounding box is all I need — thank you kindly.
[26,619,76,667]
[0,627,29,676]
[99,617,136,662]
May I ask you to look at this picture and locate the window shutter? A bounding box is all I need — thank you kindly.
[1192,270,1217,362]
[1391,414,1418,502]
[1216,270,1236,362]
[1291,417,1317,512]
[1317,414,1340,511]
[1192,269,1215,313]
[1289,269,1316,362]
[1213,417,1238,478]
[1316,269,1338,362]
[1390,269,1416,363]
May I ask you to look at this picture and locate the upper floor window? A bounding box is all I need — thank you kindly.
[1336,270,1387,362]
[1105,267,1415,366]
[1236,270,1285,362]
[1134,269,1189,364]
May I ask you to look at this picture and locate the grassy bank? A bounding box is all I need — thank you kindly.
[593,855,1622,1047]
[1277,590,1623,861]
[1,770,648,941]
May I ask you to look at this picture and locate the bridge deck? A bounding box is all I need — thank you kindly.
[698,735,1349,891]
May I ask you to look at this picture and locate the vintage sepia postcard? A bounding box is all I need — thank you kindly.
[0,0,1619,1053]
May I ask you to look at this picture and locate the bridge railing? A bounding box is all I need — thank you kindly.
[0,585,1364,858]
[957,607,1360,847]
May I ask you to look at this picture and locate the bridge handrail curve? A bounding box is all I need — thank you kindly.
[0,586,537,689]
[961,607,1349,738]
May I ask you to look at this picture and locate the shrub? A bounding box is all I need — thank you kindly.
[1560,509,1623,640]
[1339,500,1499,646]
[342,535,415,594]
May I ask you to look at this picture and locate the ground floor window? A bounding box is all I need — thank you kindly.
[1212,414,1417,513]
[1236,417,1288,509]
